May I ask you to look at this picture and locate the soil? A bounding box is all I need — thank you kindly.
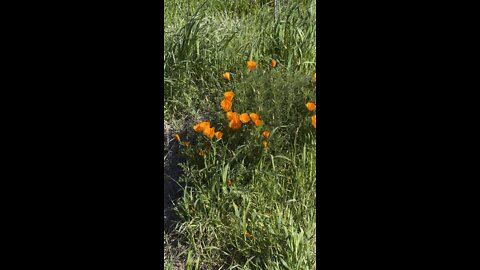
[164,121,184,231]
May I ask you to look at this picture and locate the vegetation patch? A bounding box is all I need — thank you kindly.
[164,1,316,269]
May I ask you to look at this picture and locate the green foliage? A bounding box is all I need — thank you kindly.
[164,0,316,269]
[164,0,316,123]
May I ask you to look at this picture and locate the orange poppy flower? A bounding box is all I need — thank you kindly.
[254,119,262,127]
[223,72,231,81]
[306,102,316,112]
[263,131,270,138]
[198,151,206,157]
[249,113,259,122]
[203,127,215,139]
[312,115,316,128]
[175,134,180,142]
[226,111,239,121]
[224,91,234,102]
[263,141,268,149]
[229,118,242,130]
[193,124,202,133]
[244,231,253,238]
[221,99,232,112]
[214,131,223,139]
[314,72,316,82]
[193,121,210,133]
[247,60,257,72]
[202,127,210,137]
[239,113,250,123]
[271,59,277,68]
[208,128,215,139]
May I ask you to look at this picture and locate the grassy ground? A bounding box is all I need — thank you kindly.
[164,0,316,269]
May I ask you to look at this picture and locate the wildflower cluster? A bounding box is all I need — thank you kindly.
[193,121,223,140]
[220,60,272,149]
[181,59,316,161]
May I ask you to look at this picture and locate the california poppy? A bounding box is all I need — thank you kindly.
[263,131,270,139]
[208,128,215,139]
[263,141,268,149]
[244,231,253,239]
[254,119,262,127]
[215,131,223,139]
[247,60,257,72]
[203,127,215,139]
[224,91,234,102]
[193,121,210,133]
[314,72,316,82]
[193,124,202,133]
[221,99,232,112]
[223,72,231,81]
[229,118,242,130]
[239,113,250,123]
[306,102,316,111]
[175,134,180,142]
[226,111,239,121]
[312,115,316,128]
[249,113,259,122]
[193,125,201,133]
[198,151,206,157]
[271,59,277,68]
[202,126,211,137]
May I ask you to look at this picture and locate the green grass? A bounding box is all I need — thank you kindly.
[164,0,316,269]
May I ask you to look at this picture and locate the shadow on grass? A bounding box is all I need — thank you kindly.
[164,123,184,232]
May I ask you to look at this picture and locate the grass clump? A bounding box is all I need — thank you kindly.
[164,1,316,269]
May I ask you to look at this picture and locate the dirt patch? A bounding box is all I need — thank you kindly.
[163,114,215,230]
[164,121,184,231]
